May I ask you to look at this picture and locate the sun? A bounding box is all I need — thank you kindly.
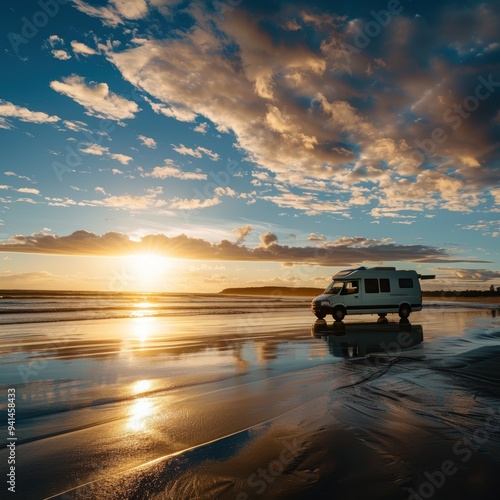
[126,253,172,290]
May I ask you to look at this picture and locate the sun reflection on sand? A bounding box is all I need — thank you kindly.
[132,379,152,394]
[126,380,155,431]
[127,398,155,431]
[128,317,156,343]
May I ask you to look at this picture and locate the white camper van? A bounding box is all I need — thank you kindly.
[312,267,434,321]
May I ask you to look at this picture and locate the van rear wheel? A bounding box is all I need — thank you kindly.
[399,304,411,319]
[332,307,346,321]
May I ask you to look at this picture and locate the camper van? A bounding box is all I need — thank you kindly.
[312,267,434,321]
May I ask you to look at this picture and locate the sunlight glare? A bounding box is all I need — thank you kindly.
[126,398,154,432]
[127,253,172,291]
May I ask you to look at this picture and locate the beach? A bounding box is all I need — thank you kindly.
[1,293,500,499]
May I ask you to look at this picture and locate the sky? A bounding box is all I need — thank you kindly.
[0,0,499,293]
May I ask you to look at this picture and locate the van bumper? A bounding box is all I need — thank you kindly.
[311,301,333,317]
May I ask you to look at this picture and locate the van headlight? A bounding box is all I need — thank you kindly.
[321,300,329,306]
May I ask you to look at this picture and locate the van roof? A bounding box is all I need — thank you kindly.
[332,266,417,279]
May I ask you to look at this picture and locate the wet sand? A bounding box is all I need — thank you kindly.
[1,305,500,499]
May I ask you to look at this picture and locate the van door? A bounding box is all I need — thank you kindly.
[363,277,394,313]
[340,280,360,310]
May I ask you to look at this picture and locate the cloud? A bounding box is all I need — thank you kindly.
[0,231,489,265]
[110,153,133,165]
[435,268,500,282]
[17,188,40,195]
[104,2,499,217]
[50,75,140,121]
[71,40,98,56]
[234,225,252,244]
[146,98,197,122]
[72,0,148,26]
[0,100,60,128]
[172,144,220,160]
[63,120,89,132]
[168,197,220,210]
[259,232,279,247]
[138,135,157,148]
[79,143,109,155]
[144,159,207,180]
[52,49,71,60]
[48,35,64,46]
[93,187,166,210]
[193,122,208,134]
[308,233,326,242]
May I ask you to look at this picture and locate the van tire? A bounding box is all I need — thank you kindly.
[332,307,346,321]
[399,304,411,319]
[315,313,326,320]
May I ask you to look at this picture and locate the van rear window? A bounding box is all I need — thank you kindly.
[399,278,414,288]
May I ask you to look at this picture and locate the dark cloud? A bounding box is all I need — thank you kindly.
[0,231,491,266]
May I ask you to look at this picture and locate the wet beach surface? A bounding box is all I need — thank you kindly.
[1,301,500,499]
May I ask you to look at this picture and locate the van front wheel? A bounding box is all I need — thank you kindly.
[332,307,346,322]
[399,304,411,319]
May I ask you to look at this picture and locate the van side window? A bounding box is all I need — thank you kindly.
[380,279,391,292]
[365,279,379,293]
[399,278,414,288]
[341,281,359,295]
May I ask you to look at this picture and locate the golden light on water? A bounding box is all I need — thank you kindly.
[126,380,155,431]
[132,379,152,394]
[128,316,155,343]
[127,398,155,431]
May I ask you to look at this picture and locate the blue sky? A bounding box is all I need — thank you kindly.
[0,0,499,292]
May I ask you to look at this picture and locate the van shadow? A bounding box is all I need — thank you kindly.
[311,320,424,358]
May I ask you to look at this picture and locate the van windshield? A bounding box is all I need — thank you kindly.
[324,280,343,295]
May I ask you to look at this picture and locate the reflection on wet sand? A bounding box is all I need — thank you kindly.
[311,320,424,358]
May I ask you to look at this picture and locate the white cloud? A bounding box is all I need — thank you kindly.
[63,120,89,132]
[193,122,208,134]
[172,144,219,160]
[110,153,133,165]
[79,143,109,156]
[48,35,64,46]
[147,99,197,122]
[138,135,157,148]
[144,159,207,180]
[52,49,71,60]
[168,197,221,209]
[72,0,148,26]
[71,40,98,56]
[50,75,140,121]
[0,100,60,127]
[18,188,40,195]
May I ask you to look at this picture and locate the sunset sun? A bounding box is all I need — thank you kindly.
[126,253,172,290]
